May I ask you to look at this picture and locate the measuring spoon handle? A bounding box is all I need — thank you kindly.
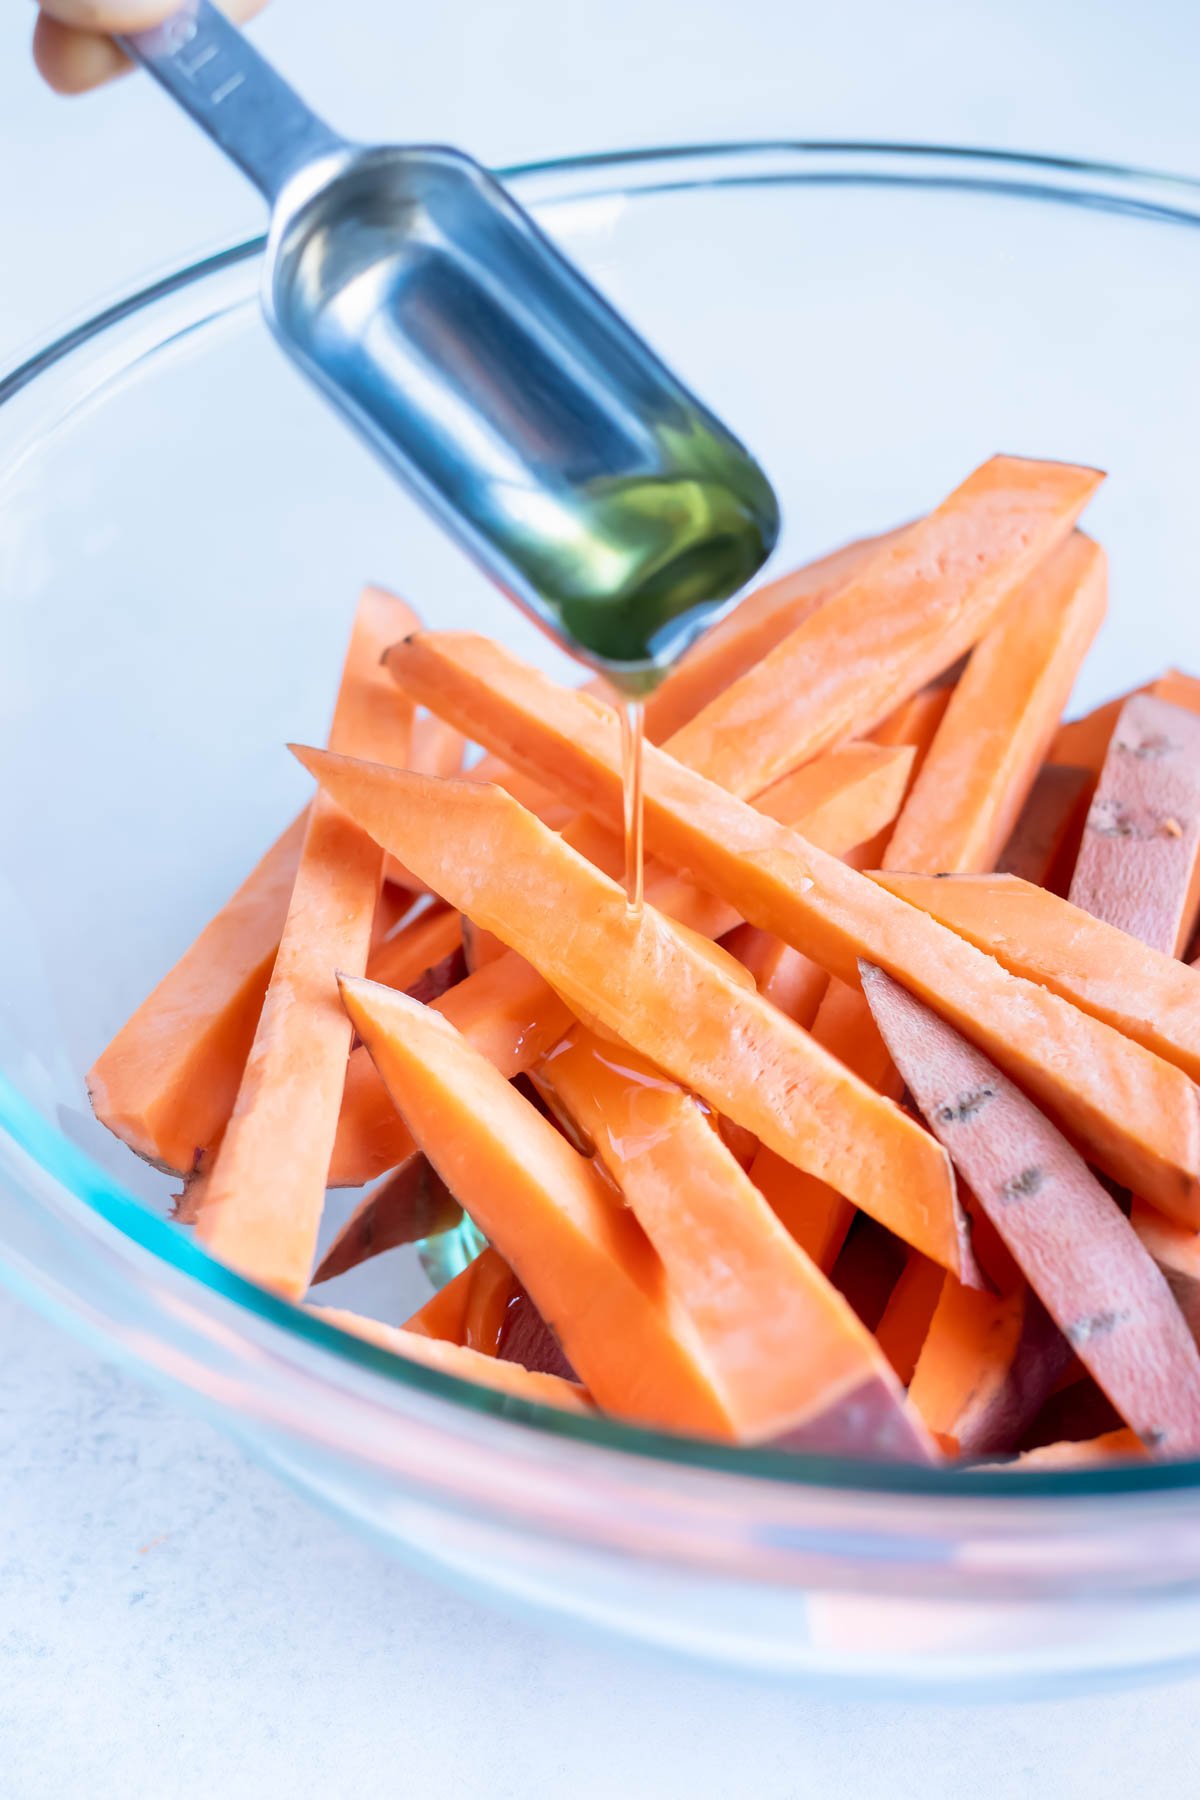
[118,0,346,203]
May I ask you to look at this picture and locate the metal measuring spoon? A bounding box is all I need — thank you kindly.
[119,1,780,687]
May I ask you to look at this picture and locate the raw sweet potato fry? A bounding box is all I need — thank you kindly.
[400,1245,575,1378]
[907,1269,1071,1455]
[604,534,1101,1277]
[87,811,307,1175]
[403,1258,476,1341]
[661,455,1103,797]
[312,1305,592,1414]
[379,633,1200,1222]
[873,1251,946,1386]
[539,1029,932,1457]
[330,955,575,1188]
[365,903,462,992]
[189,588,417,1295]
[300,752,972,1277]
[735,688,958,1259]
[1048,692,1135,773]
[338,979,736,1435]
[720,923,828,1027]
[637,525,908,747]
[1069,692,1200,957]
[326,740,913,1189]
[862,963,1200,1455]
[997,1429,1147,1470]
[996,762,1092,890]
[89,599,456,1175]
[1128,1201,1200,1346]
[873,871,1200,1085]
[1044,670,1200,776]
[883,532,1106,872]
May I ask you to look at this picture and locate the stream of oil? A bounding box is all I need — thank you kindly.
[619,698,646,917]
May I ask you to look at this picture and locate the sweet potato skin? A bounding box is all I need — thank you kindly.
[862,962,1200,1455]
[1069,692,1200,956]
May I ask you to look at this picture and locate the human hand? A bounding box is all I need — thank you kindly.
[34,0,268,95]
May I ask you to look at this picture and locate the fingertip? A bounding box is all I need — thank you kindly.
[33,14,130,93]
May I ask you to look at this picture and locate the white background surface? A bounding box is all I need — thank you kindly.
[5,2,1200,1794]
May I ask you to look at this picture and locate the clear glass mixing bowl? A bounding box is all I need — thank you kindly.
[4,142,1200,1693]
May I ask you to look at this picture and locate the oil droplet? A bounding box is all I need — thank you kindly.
[620,697,645,918]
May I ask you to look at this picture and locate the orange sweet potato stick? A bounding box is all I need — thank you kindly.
[403,1257,477,1341]
[996,762,1092,889]
[883,532,1107,872]
[1127,1201,1200,1346]
[873,1251,946,1386]
[337,979,735,1436]
[365,903,463,993]
[87,811,307,1175]
[1048,692,1136,773]
[1068,692,1200,956]
[907,1272,1070,1455]
[189,589,417,1295]
[538,1029,933,1459]
[695,536,1104,1274]
[662,455,1103,797]
[1044,669,1200,775]
[330,955,574,1188]
[382,708,467,889]
[398,1245,574,1378]
[714,738,923,1026]
[999,1429,1147,1470]
[720,923,828,1027]
[637,525,908,746]
[379,633,1200,1222]
[861,963,1200,1456]
[313,1156,463,1284]
[326,741,913,1189]
[872,871,1200,1085]
[89,601,451,1174]
[298,752,971,1278]
[311,1305,592,1414]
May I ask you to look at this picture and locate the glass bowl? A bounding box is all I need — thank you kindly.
[4,142,1200,1693]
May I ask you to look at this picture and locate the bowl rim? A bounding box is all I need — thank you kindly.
[5,136,1200,1502]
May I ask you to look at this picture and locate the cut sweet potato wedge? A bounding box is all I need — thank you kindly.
[741,536,1104,1282]
[862,962,1200,1455]
[907,1274,1071,1455]
[874,1251,946,1386]
[637,525,907,747]
[365,903,462,993]
[87,811,307,1175]
[338,979,735,1436]
[997,763,1092,890]
[330,954,575,1188]
[299,752,970,1278]
[313,1155,463,1284]
[873,871,1200,1086]
[377,634,1200,1222]
[1069,692,1200,956]
[326,740,913,1189]
[661,455,1103,797]
[998,1429,1147,1470]
[539,1029,932,1458]
[1044,670,1200,776]
[403,1258,476,1341]
[883,532,1106,873]
[1128,1200,1200,1346]
[311,1305,592,1414]
[189,588,417,1295]
[721,924,827,1027]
